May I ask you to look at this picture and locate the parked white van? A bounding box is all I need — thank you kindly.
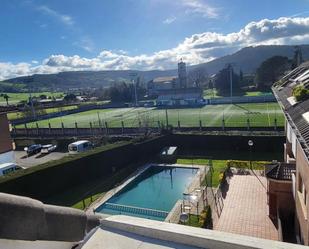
[0,163,23,176]
[68,140,93,154]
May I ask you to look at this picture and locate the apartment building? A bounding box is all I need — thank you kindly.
[272,61,309,244]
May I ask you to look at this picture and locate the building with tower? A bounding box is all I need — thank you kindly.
[178,60,187,88]
[147,60,203,106]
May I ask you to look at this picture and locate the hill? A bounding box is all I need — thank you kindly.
[3,45,309,91]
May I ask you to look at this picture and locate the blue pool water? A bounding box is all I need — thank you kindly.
[95,166,198,220]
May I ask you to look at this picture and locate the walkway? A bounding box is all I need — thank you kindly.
[215,175,279,241]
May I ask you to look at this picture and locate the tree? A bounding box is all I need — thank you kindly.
[187,67,208,87]
[64,93,77,102]
[39,94,47,100]
[0,93,10,105]
[239,70,244,85]
[292,85,309,101]
[254,56,290,89]
[214,65,240,96]
[291,46,303,70]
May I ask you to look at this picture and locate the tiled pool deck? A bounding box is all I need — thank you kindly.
[215,175,279,241]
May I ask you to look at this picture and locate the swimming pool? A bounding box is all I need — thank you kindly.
[95,165,198,221]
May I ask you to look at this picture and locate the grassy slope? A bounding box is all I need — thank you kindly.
[18,102,284,128]
[0,92,64,105]
[7,105,78,120]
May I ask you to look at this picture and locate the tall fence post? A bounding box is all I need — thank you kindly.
[222,118,225,131]
[24,123,28,136]
[274,118,277,131]
[247,118,250,131]
[61,122,65,136]
[199,120,202,131]
[75,122,78,135]
[48,123,51,135]
[90,122,93,136]
[121,121,124,134]
[178,120,180,130]
[36,122,39,136]
[105,121,108,135]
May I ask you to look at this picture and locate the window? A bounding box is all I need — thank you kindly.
[298,173,307,206]
[69,145,77,151]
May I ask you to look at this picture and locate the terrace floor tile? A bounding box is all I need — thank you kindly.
[214,175,279,241]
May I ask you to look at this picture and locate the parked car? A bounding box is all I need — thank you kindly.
[24,144,42,156]
[68,140,93,155]
[41,144,57,154]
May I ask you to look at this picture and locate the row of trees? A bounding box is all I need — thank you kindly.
[92,82,146,103]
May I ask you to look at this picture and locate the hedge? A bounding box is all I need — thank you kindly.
[0,135,171,201]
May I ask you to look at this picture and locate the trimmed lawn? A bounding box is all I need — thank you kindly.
[176,158,270,187]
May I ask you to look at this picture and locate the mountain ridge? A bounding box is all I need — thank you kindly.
[3,44,309,91]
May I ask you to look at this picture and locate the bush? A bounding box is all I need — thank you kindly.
[226,160,267,170]
[292,85,309,102]
[199,206,213,229]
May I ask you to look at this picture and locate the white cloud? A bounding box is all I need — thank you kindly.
[73,37,95,52]
[163,17,176,24]
[37,5,74,26]
[181,0,219,18]
[1,17,309,80]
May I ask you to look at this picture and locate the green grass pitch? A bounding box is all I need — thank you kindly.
[17,102,284,129]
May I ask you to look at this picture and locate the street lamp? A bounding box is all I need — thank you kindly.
[248,140,254,170]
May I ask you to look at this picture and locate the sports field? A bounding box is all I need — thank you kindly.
[19,102,284,128]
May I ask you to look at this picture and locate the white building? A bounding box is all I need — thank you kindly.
[147,76,177,96]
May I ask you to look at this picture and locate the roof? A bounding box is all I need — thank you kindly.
[265,163,296,181]
[153,76,177,83]
[80,215,304,249]
[0,163,16,170]
[272,61,309,159]
[69,140,90,146]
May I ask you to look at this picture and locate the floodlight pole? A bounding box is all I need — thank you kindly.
[133,79,138,107]
[165,109,169,127]
[229,64,233,99]
[29,92,36,119]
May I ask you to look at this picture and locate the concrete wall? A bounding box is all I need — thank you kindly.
[0,193,100,242]
[268,179,294,220]
[97,215,307,249]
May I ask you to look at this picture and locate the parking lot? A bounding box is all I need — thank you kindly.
[14,150,68,168]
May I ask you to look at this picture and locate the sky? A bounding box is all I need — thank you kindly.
[0,0,309,80]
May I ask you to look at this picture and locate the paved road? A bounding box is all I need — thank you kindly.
[14,150,68,168]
